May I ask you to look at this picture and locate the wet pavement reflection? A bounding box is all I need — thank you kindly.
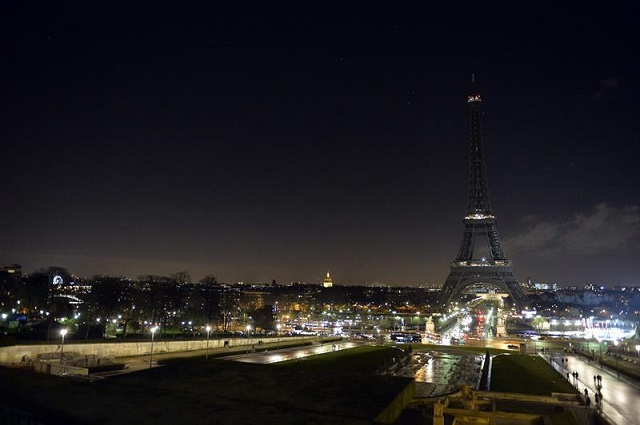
[223,342,360,364]
[394,351,484,397]
[224,344,483,398]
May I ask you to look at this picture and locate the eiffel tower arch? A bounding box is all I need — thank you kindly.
[439,88,528,309]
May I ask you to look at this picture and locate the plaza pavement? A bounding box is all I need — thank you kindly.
[96,338,358,375]
[544,349,640,425]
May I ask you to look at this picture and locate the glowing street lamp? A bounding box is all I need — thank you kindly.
[150,326,158,368]
[276,324,281,350]
[614,340,620,379]
[246,324,252,356]
[205,325,211,358]
[59,329,68,365]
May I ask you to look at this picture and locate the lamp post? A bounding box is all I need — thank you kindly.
[150,326,157,368]
[246,324,252,356]
[205,325,211,358]
[614,340,620,379]
[276,324,281,351]
[59,329,68,366]
[599,343,603,370]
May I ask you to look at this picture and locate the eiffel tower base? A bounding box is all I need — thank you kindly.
[439,263,527,309]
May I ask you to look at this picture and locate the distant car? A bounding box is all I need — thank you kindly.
[507,344,518,349]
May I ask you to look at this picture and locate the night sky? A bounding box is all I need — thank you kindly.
[2,4,639,286]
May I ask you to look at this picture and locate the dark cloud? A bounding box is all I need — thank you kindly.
[505,203,640,256]
[593,77,621,101]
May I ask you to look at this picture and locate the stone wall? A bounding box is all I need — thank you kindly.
[32,361,88,376]
[0,336,312,364]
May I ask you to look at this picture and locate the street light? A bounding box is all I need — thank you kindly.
[246,325,252,356]
[599,342,603,370]
[205,325,211,358]
[59,329,68,366]
[150,326,158,368]
[276,324,281,351]
[614,340,620,379]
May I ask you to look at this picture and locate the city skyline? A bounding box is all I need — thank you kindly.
[2,5,639,286]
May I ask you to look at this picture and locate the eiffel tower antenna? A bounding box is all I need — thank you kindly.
[438,87,528,309]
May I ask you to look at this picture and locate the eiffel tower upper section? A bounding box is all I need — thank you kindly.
[467,92,492,216]
[455,88,507,262]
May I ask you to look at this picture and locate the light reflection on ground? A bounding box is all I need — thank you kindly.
[224,342,359,364]
[224,344,483,397]
[394,351,484,397]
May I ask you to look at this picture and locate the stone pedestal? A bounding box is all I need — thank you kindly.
[426,316,435,333]
[496,316,506,337]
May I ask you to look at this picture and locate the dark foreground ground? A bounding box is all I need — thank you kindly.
[1,345,413,425]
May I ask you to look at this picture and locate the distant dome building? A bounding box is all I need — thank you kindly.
[323,271,333,288]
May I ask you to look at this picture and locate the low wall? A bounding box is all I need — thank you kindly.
[0,336,313,364]
[374,379,416,424]
[32,361,88,376]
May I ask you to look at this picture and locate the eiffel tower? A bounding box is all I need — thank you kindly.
[438,86,527,308]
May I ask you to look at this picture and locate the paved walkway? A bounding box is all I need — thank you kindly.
[95,339,354,376]
[543,349,640,425]
[223,341,360,364]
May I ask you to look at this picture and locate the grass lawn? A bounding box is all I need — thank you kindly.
[0,345,414,425]
[549,409,579,425]
[490,354,577,395]
[405,343,510,356]
[276,344,404,374]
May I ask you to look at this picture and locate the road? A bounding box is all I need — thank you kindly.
[544,350,640,425]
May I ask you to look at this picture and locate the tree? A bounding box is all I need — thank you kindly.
[531,316,548,330]
[0,264,21,311]
[18,271,50,319]
[82,276,129,338]
[252,305,275,332]
[199,276,220,326]
[138,273,187,335]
